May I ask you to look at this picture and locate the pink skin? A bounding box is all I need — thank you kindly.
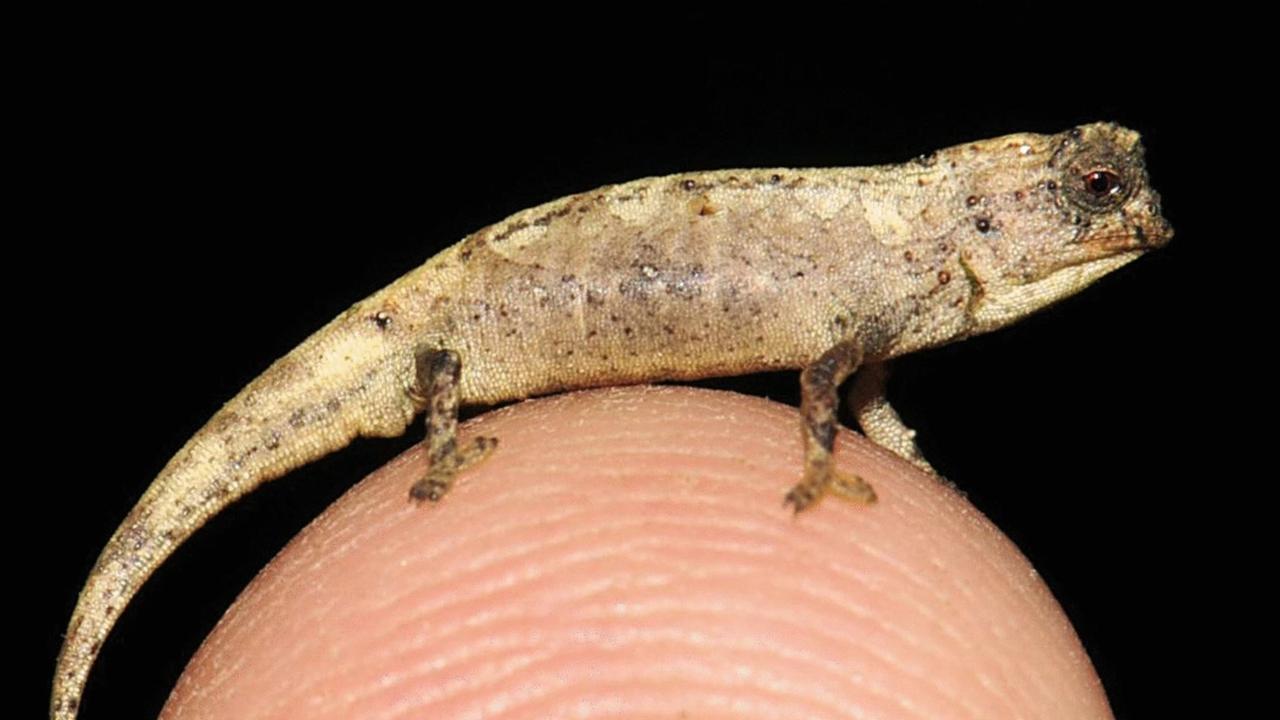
[162,386,1112,720]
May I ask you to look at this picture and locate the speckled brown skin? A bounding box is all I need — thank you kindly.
[53,122,1170,719]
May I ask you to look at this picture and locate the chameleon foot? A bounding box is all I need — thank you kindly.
[410,468,453,502]
[784,468,876,512]
[830,469,877,503]
[409,435,498,502]
[783,479,822,513]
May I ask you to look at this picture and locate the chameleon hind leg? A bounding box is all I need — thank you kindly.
[785,338,877,512]
[408,347,498,502]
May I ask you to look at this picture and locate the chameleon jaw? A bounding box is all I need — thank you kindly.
[968,250,1145,334]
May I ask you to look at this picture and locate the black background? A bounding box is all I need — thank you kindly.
[25,18,1222,720]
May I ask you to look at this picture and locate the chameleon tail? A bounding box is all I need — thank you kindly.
[51,313,418,719]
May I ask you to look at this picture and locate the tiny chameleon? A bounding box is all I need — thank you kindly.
[53,122,1171,718]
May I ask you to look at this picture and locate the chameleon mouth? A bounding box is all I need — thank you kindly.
[1078,218,1172,256]
[969,250,1146,334]
[1042,249,1147,292]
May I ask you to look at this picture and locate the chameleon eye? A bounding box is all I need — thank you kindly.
[1063,155,1134,213]
[1083,169,1122,199]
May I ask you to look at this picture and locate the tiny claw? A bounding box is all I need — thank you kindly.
[409,478,449,503]
[783,484,819,513]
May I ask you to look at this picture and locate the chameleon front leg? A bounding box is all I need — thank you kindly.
[785,338,878,512]
[408,347,498,502]
[848,362,936,474]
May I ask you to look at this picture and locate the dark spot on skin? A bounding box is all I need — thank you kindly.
[460,248,472,261]
[472,313,481,321]
[1046,180,1058,191]
[699,203,715,216]
[623,326,633,336]
[916,178,925,186]
[792,271,805,278]
[1014,190,1025,201]
[966,195,979,207]
[373,311,392,330]
[938,270,951,284]
[771,173,782,183]
[903,250,914,262]
[89,641,101,656]
[491,220,529,243]
[1072,214,1083,225]
[681,179,696,191]
[587,290,605,305]
[938,242,951,253]
[561,274,576,283]
[587,330,598,339]
[289,408,307,428]
[975,218,991,233]
[538,207,571,225]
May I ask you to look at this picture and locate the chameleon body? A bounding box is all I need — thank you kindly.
[53,122,1170,718]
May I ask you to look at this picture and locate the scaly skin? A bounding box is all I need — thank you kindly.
[53,122,1171,718]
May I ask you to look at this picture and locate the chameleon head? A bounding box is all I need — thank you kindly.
[956,122,1173,334]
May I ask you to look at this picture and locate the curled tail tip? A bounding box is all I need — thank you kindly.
[51,648,87,719]
[53,596,112,719]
